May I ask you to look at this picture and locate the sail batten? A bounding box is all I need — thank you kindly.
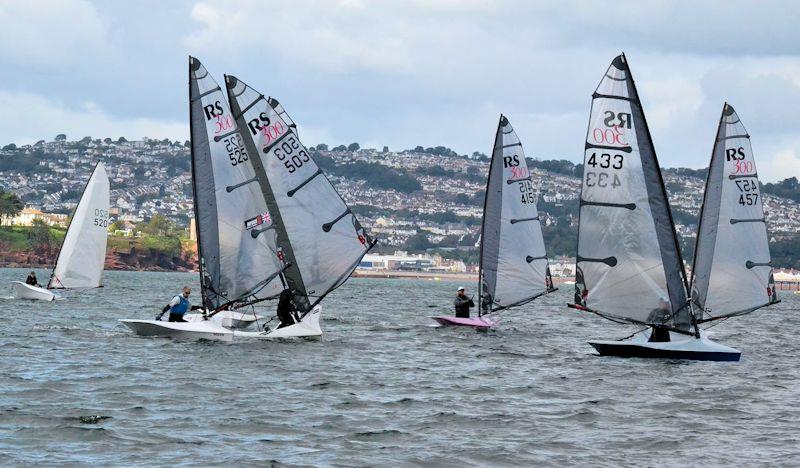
[188,57,284,310]
[690,103,778,321]
[573,54,690,329]
[479,115,552,313]
[225,75,374,313]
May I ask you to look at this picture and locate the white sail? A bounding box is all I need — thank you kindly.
[48,162,110,289]
[573,55,690,329]
[189,57,284,310]
[691,103,778,320]
[479,116,551,312]
[225,76,374,313]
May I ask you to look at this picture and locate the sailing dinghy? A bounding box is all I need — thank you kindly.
[569,55,776,361]
[122,57,298,339]
[12,162,110,301]
[431,116,555,328]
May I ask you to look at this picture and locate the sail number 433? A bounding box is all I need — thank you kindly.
[584,152,624,189]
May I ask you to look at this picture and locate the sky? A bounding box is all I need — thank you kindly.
[0,0,799,182]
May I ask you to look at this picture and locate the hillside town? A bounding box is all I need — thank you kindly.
[0,135,798,276]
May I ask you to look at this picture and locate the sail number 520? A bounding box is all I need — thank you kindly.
[273,136,310,173]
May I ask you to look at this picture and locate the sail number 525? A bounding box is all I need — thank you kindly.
[273,135,310,173]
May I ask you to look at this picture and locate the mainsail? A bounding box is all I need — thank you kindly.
[48,162,110,289]
[690,103,779,321]
[479,115,552,313]
[189,57,284,310]
[225,75,375,313]
[573,54,691,330]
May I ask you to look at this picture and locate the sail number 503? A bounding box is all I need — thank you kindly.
[273,135,310,173]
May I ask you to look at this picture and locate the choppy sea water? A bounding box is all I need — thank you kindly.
[0,267,798,466]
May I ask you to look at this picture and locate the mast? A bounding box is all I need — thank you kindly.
[477,115,505,317]
[188,56,210,308]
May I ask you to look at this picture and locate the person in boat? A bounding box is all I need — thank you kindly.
[159,286,202,322]
[646,297,672,342]
[454,286,475,318]
[25,271,40,287]
[276,288,301,328]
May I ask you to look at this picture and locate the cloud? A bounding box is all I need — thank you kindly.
[0,90,185,144]
[0,0,112,69]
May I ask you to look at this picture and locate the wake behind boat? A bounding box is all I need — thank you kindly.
[431,116,555,328]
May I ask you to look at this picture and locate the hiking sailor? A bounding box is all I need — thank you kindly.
[454,286,475,318]
[276,289,301,328]
[646,297,672,342]
[158,286,202,322]
[25,271,40,287]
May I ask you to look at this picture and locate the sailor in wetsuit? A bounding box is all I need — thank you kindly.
[454,286,475,318]
[25,271,40,287]
[158,286,202,322]
[276,289,301,328]
[646,297,672,342]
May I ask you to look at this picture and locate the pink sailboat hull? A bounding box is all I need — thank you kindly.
[429,315,498,329]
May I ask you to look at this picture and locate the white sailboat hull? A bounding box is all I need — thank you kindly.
[183,310,264,330]
[120,306,322,341]
[588,329,741,362]
[11,281,58,301]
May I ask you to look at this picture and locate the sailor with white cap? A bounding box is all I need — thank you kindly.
[454,286,475,318]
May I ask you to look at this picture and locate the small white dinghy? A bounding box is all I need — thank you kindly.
[119,306,322,342]
[589,329,741,362]
[11,163,110,301]
[11,281,59,301]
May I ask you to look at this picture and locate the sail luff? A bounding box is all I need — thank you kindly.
[478,115,505,314]
[620,54,691,327]
[690,103,728,311]
[188,56,220,309]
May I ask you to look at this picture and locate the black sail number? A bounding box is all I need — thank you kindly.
[224,135,248,166]
[587,152,623,169]
[274,136,310,173]
[585,171,622,189]
[585,151,623,190]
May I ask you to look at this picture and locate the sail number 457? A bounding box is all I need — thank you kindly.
[585,152,623,189]
[273,135,310,173]
[735,178,759,206]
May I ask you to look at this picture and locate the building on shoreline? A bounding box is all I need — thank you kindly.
[0,206,67,227]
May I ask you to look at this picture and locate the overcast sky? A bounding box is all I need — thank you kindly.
[0,0,798,181]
